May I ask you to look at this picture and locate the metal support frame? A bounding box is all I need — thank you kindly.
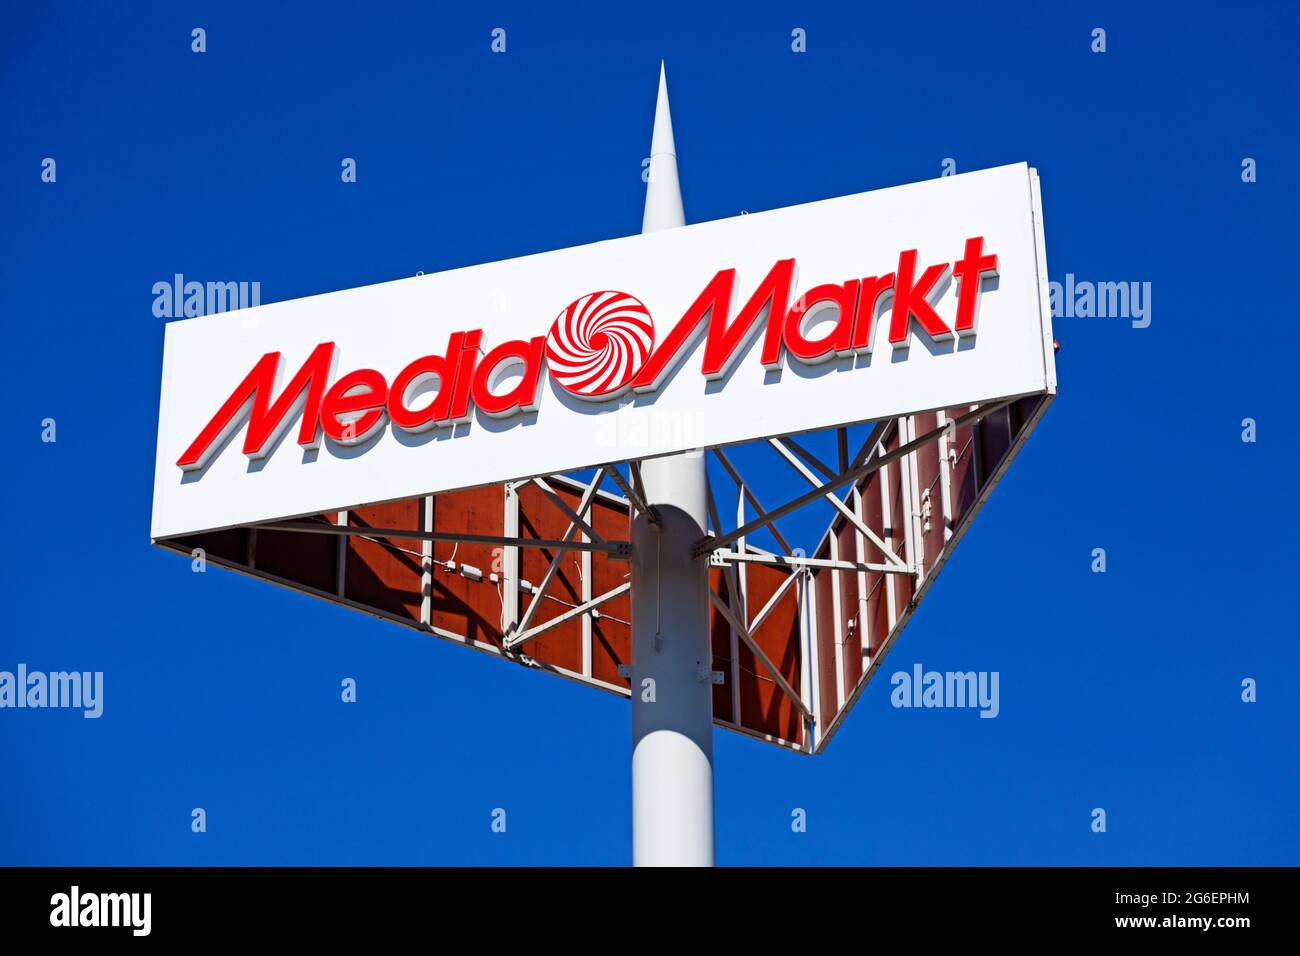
[530,476,606,544]
[628,461,650,515]
[256,520,630,558]
[505,582,631,650]
[190,392,1037,774]
[829,522,846,710]
[712,447,794,554]
[502,483,521,632]
[581,528,593,678]
[334,510,348,597]
[708,548,908,575]
[767,437,908,570]
[693,399,1015,557]
[251,398,1016,752]
[420,495,434,627]
[851,485,871,674]
[878,426,900,634]
[512,467,609,638]
[900,416,926,593]
[937,409,958,544]
[851,419,893,475]
[708,444,792,739]
[704,475,744,724]
[708,586,811,721]
[604,464,654,522]
[782,434,839,482]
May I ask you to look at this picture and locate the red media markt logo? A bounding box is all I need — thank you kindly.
[545,291,654,401]
[175,237,1002,474]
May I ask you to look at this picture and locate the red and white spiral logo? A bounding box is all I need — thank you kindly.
[545,291,654,400]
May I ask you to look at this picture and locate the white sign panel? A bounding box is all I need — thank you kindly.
[152,163,1054,539]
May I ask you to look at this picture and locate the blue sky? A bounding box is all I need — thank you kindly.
[1,0,1296,865]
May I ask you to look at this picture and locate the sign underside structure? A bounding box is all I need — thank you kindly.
[151,162,1056,754]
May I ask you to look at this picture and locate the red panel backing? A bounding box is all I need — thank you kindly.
[737,563,803,745]
[430,487,506,647]
[587,497,631,689]
[346,500,423,623]
[516,483,585,673]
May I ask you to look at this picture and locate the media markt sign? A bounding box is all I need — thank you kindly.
[152,163,1052,540]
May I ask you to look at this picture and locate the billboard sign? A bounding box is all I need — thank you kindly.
[151,163,1053,540]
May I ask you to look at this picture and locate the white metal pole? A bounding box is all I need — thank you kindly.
[630,62,715,867]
